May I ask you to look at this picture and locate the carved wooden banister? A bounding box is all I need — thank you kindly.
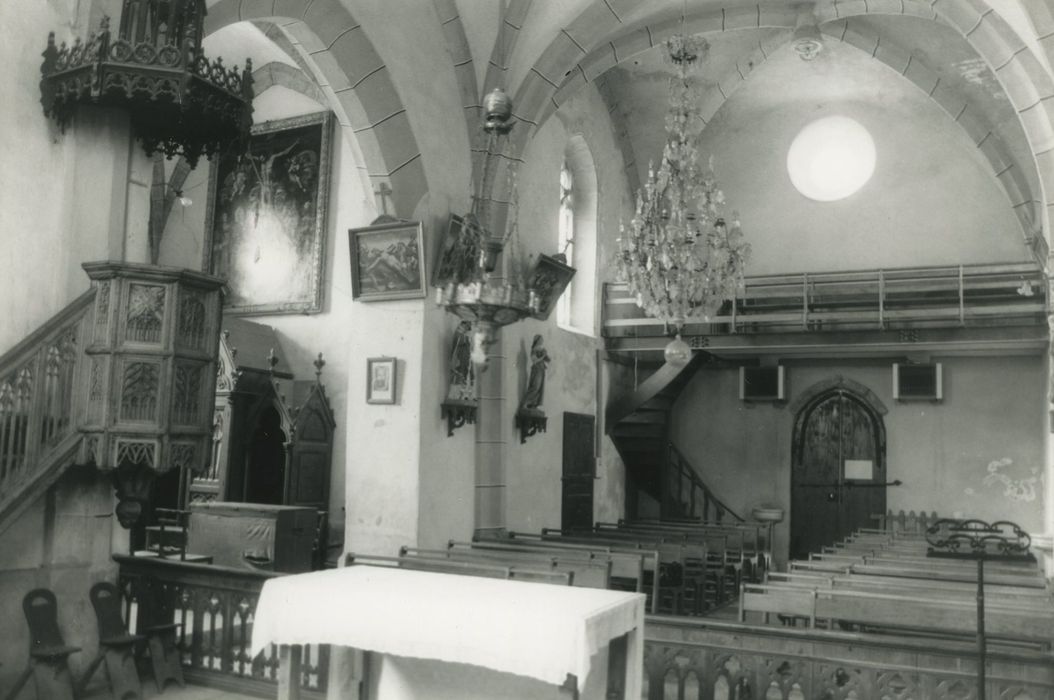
[0,288,95,534]
[666,442,743,523]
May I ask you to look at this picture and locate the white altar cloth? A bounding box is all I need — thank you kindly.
[251,564,645,689]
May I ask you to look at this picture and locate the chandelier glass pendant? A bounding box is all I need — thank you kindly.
[615,33,750,362]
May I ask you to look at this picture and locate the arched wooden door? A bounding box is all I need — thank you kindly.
[791,389,886,559]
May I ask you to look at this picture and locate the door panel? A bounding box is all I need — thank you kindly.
[562,412,595,531]
[791,390,885,559]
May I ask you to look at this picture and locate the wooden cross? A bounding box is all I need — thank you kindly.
[374,182,393,217]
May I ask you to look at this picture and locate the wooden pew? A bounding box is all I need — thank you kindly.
[398,545,612,589]
[765,570,1054,608]
[537,528,723,614]
[599,522,743,575]
[343,553,572,586]
[613,519,769,575]
[493,535,660,614]
[739,582,1054,647]
[594,523,744,601]
[512,530,705,614]
[791,555,1049,588]
[813,550,1042,576]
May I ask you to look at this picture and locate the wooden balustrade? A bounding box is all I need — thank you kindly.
[643,615,1054,700]
[666,444,743,524]
[115,554,328,697]
[603,262,1046,339]
[0,289,94,532]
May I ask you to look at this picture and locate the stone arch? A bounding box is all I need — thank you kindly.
[203,0,428,218]
[671,19,1041,251]
[788,375,889,417]
[252,61,328,104]
[432,0,480,156]
[504,1,1054,251]
[822,16,1042,243]
[823,1,1054,255]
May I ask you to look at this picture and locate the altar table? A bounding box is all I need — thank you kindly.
[251,564,645,699]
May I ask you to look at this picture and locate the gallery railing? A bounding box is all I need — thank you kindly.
[603,262,1046,338]
[116,554,328,697]
[643,615,1054,700]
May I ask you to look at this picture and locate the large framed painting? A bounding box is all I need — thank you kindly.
[348,220,426,301]
[204,112,333,315]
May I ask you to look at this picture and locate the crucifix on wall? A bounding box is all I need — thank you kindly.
[374,182,393,218]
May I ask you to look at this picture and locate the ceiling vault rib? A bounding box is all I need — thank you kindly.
[326,23,361,50]
[562,29,587,55]
[499,0,1050,255]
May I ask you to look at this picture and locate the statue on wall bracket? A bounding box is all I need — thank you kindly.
[516,334,550,444]
[441,320,478,437]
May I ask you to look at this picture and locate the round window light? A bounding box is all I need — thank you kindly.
[787,115,876,202]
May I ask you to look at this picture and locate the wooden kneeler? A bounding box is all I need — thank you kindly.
[82,582,143,700]
[3,588,81,700]
[138,576,185,692]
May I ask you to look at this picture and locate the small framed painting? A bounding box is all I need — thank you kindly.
[367,357,397,405]
[527,254,576,321]
[349,220,426,301]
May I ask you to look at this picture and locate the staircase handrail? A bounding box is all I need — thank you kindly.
[667,442,744,523]
[0,288,95,527]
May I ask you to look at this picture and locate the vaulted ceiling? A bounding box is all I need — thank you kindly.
[476,0,1054,265]
[200,0,1054,269]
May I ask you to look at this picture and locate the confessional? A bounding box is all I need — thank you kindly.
[183,317,335,568]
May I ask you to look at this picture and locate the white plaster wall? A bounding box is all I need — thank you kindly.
[503,85,630,532]
[0,3,123,353]
[341,0,480,551]
[697,43,1030,275]
[669,355,1047,569]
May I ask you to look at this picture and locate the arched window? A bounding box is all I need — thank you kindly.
[557,162,575,327]
[558,136,598,334]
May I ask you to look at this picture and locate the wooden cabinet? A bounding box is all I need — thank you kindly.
[188,502,318,573]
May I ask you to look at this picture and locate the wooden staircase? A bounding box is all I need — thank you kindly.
[607,351,742,521]
[0,289,95,535]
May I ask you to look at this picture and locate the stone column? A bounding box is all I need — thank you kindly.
[475,332,506,538]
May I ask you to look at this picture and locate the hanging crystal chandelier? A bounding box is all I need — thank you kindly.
[614,32,750,365]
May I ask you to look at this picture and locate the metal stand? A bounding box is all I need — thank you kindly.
[925,519,1034,700]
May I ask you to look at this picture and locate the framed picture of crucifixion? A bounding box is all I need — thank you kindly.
[204,111,333,315]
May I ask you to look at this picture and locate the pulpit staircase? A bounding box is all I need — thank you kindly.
[0,289,96,536]
[607,352,742,522]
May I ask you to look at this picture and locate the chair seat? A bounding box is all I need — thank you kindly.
[30,644,80,660]
[100,633,144,647]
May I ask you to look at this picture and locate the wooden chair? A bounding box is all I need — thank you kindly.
[81,581,143,700]
[145,508,189,560]
[3,588,81,700]
[137,576,185,692]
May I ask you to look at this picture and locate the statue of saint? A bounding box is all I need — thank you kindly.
[520,334,550,411]
[447,321,476,401]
